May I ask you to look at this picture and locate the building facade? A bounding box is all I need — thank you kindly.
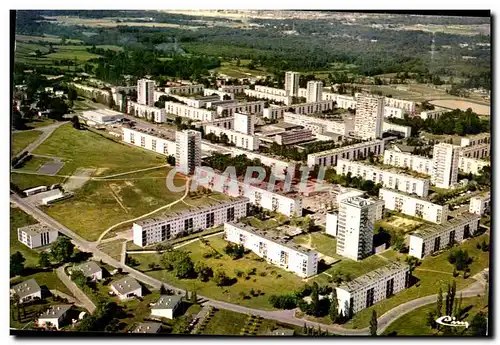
[204,125,259,151]
[175,130,201,175]
[459,156,490,175]
[275,129,313,145]
[431,143,461,189]
[306,80,323,103]
[384,97,415,115]
[307,139,385,168]
[164,101,216,122]
[234,113,255,135]
[224,222,318,277]
[469,192,491,216]
[354,94,385,140]
[383,149,433,175]
[384,106,405,119]
[122,127,176,156]
[285,71,300,97]
[17,224,58,249]
[127,101,166,123]
[137,79,155,106]
[164,84,204,95]
[382,121,412,138]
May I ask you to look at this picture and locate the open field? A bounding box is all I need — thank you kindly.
[129,234,308,310]
[376,214,427,234]
[97,239,126,261]
[33,123,166,176]
[200,308,248,335]
[383,296,487,336]
[209,60,271,78]
[42,168,186,241]
[17,156,51,172]
[428,99,490,115]
[16,34,83,44]
[293,232,340,259]
[344,234,490,329]
[24,118,57,129]
[11,172,65,191]
[10,206,40,267]
[11,130,42,156]
[44,16,202,30]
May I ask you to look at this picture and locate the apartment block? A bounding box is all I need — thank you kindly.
[127,101,166,123]
[285,71,300,97]
[204,124,259,151]
[265,100,336,120]
[384,97,415,115]
[409,213,481,259]
[306,80,323,103]
[326,211,339,236]
[459,156,490,175]
[336,262,410,317]
[81,109,124,125]
[307,139,385,168]
[244,88,292,106]
[219,85,249,94]
[419,108,449,120]
[122,127,176,156]
[17,223,58,249]
[159,93,219,108]
[336,196,378,261]
[382,121,412,138]
[133,197,249,247]
[336,159,430,197]
[234,113,255,135]
[137,79,155,106]
[283,111,352,136]
[195,167,303,217]
[275,128,313,145]
[216,101,265,116]
[164,84,204,95]
[460,133,490,148]
[460,143,490,160]
[176,130,201,175]
[203,88,234,100]
[379,188,447,224]
[384,106,404,119]
[354,94,385,140]
[224,222,318,277]
[431,143,461,189]
[322,93,357,109]
[164,101,216,122]
[383,149,433,175]
[469,192,490,216]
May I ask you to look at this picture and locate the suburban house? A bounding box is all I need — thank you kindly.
[73,261,103,281]
[11,278,42,303]
[150,295,183,319]
[110,277,142,300]
[36,305,72,330]
[131,322,162,334]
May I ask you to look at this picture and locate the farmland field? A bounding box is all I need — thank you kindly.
[428,99,490,115]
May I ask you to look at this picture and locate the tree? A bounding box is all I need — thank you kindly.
[71,115,81,129]
[194,261,213,282]
[329,289,339,323]
[369,310,378,336]
[51,236,75,263]
[67,88,77,101]
[468,312,488,336]
[10,251,26,277]
[38,252,51,268]
[191,290,198,303]
[436,287,443,316]
[71,269,88,287]
[213,269,229,287]
[167,155,176,166]
[310,282,320,316]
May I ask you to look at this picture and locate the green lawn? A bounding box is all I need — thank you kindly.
[24,118,57,129]
[200,308,248,335]
[383,296,487,336]
[11,130,42,156]
[33,124,166,176]
[46,45,101,62]
[128,234,308,310]
[43,168,186,241]
[10,206,40,267]
[293,232,340,259]
[17,156,51,172]
[10,270,74,298]
[10,296,75,329]
[97,239,126,261]
[11,172,64,191]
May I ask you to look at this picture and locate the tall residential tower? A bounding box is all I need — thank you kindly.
[354,94,384,140]
[175,130,201,175]
[431,143,461,189]
[285,71,300,97]
[306,80,323,103]
[137,79,155,106]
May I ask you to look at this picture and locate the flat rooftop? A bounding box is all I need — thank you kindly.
[337,159,430,181]
[411,212,481,239]
[124,126,176,141]
[308,139,385,157]
[338,261,408,293]
[227,221,317,256]
[18,223,54,236]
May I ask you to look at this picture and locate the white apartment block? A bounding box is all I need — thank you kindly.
[326,211,338,236]
[195,166,303,217]
[384,106,405,119]
[460,143,490,160]
[165,101,216,122]
[203,88,234,100]
[459,156,490,175]
[322,93,358,110]
[336,262,410,317]
[224,222,318,277]
[127,101,166,123]
[431,143,461,189]
[254,85,287,96]
[133,197,249,247]
[382,121,412,138]
[307,139,385,167]
[162,94,219,108]
[409,213,481,259]
[336,159,430,197]
[17,223,58,249]
[379,188,447,224]
[298,87,307,98]
[384,97,415,115]
[354,94,384,140]
[285,71,300,97]
[383,149,433,175]
[419,108,448,120]
[275,129,313,145]
[234,113,255,135]
[204,125,259,151]
[469,192,490,216]
[81,109,124,125]
[336,196,377,261]
[137,79,155,106]
[122,127,176,156]
[283,111,352,136]
[164,84,204,95]
[176,130,201,175]
[264,100,336,120]
[219,85,249,94]
[216,101,265,116]
[460,133,490,148]
[306,80,323,103]
[244,88,292,106]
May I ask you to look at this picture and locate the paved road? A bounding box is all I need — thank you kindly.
[10,193,488,335]
[55,266,97,313]
[13,121,68,160]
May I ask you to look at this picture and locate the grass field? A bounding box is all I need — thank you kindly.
[428,99,490,116]
[24,118,57,129]
[43,168,186,241]
[129,234,308,310]
[97,239,126,261]
[16,34,83,44]
[210,60,270,78]
[33,123,166,176]
[10,206,40,267]
[201,308,248,335]
[382,296,487,336]
[11,172,65,191]
[293,232,340,259]
[11,130,42,156]
[17,156,51,172]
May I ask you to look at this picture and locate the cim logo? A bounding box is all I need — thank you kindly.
[435,316,469,328]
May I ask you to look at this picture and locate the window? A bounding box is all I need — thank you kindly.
[386,278,395,298]
[141,136,145,148]
[433,236,441,253]
[226,207,235,222]
[366,288,375,308]
[152,139,157,151]
[130,133,135,144]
